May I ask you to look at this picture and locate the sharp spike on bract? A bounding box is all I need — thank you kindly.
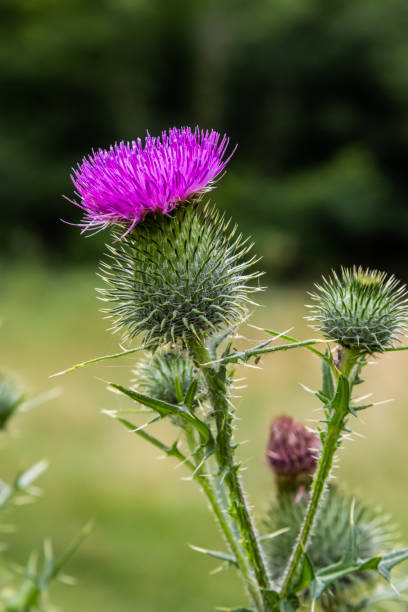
[307,267,408,354]
[99,203,261,348]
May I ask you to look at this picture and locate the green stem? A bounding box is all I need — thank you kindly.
[280,348,357,599]
[126,416,263,610]
[195,460,264,609]
[189,340,273,611]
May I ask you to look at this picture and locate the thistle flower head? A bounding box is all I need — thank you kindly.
[133,352,202,408]
[265,486,395,609]
[307,267,408,354]
[0,374,23,429]
[99,202,260,347]
[266,415,320,482]
[68,127,235,235]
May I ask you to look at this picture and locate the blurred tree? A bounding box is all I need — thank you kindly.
[1,0,408,278]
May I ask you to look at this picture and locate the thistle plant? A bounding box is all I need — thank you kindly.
[0,371,88,611]
[60,125,408,611]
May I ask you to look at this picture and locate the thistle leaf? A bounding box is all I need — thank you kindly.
[321,353,335,400]
[377,547,408,580]
[16,460,48,490]
[294,551,315,593]
[50,346,145,377]
[184,376,199,411]
[108,383,212,443]
[188,544,238,567]
[217,339,324,366]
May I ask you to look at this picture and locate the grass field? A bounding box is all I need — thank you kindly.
[0,264,407,611]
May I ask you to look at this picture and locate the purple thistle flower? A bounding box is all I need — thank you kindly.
[266,415,320,479]
[66,126,236,235]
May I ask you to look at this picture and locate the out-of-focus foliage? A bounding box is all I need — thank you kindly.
[1,0,408,276]
[0,373,86,611]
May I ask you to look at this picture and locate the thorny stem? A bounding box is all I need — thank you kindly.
[279,348,358,599]
[185,425,264,611]
[189,340,274,612]
[122,415,263,609]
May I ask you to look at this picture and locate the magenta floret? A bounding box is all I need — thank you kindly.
[67,126,235,235]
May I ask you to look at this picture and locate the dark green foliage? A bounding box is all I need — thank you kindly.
[307,267,408,353]
[0,368,85,611]
[264,487,395,610]
[99,202,260,347]
[4,1,408,276]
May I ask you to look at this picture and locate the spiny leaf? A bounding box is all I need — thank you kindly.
[16,460,49,490]
[188,544,238,567]
[111,415,191,466]
[310,503,377,601]
[217,339,325,366]
[328,373,350,418]
[44,521,93,583]
[294,550,315,593]
[18,388,61,413]
[310,555,381,600]
[50,346,145,377]
[108,383,212,443]
[377,548,408,580]
[261,328,332,363]
[184,375,199,411]
[321,352,335,400]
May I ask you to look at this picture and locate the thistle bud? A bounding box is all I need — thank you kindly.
[100,202,260,347]
[307,267,408,354]
[265,486,394,607]
[133,351,202,408]
[266,416,320,488]
[0,374,23,429]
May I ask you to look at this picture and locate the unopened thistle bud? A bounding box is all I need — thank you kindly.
[133,352,203,408]
[100,202,260,346]
[265,487,395,608]
[0,374,23,429]
[266,416,320,488]
[307,267,408,354]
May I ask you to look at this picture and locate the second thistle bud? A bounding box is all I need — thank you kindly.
[133,351,202,408]
[266,415,320,491]
[307,266,408,354]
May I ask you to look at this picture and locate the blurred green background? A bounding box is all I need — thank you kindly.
[1,0,408,610]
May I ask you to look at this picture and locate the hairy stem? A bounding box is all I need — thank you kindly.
[185,425,264,610]
[189,340,274,611]
[123,415,263,608]
[280,348,357,599]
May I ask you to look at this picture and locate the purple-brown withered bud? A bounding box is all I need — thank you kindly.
[266,415,320,494]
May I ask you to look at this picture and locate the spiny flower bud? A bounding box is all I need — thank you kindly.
[266,415,320,483]
[307,267,408,354]
[265,486,395,608]
[0,374,23,429]
[132,351,202,408]
[99,202,260,347]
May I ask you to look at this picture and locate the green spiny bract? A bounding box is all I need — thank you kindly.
[0,374,23,429]
[132,351,203,409]
[264,486,395,610]
[307,267,408,354]
[99,202,261,347]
